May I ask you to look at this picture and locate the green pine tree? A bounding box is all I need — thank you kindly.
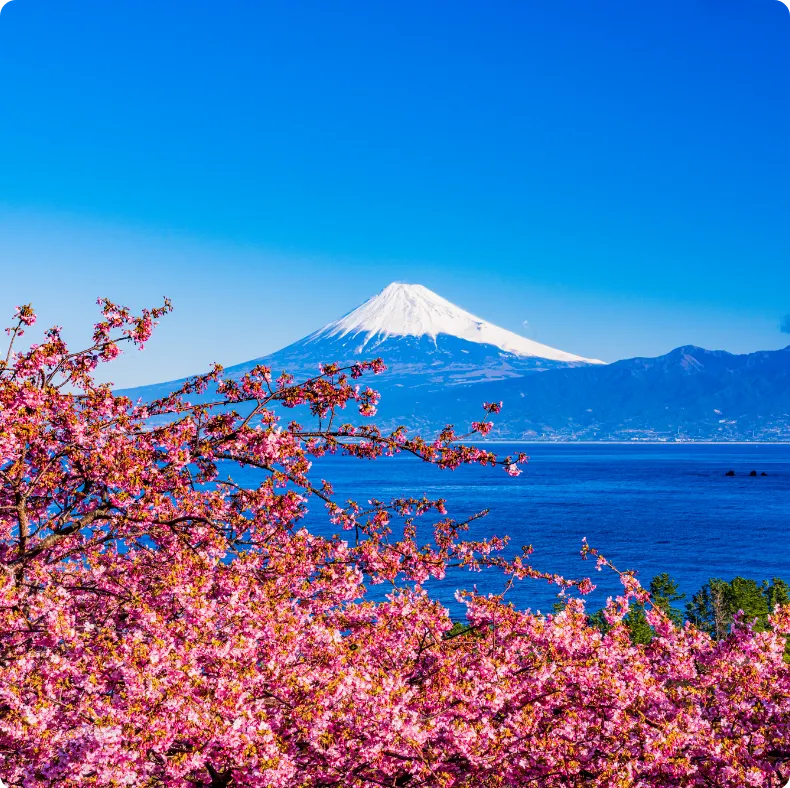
[587,608,611,636]
[729,577,770,631]
[588,573,684,645]
[686,578,730,639]
[686,576,789,638]
[624,603,653,645]
[764,577,790,610]
[649,573,685,626]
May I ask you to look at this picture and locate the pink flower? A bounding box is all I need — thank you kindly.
[1,297,787,788]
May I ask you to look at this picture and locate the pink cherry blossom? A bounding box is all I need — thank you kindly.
[0,300,788,787]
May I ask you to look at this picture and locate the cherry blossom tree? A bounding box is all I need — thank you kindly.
[1,300,789,787]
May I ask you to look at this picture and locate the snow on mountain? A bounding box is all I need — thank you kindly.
[308,283,603,364]
[120,282,604,402]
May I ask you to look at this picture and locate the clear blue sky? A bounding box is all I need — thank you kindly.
[1,0,789,386]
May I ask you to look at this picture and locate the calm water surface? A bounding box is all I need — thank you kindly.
[240,444,790,615]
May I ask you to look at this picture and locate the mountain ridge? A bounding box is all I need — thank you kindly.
[388,344,790,441]
[117,284,790,441]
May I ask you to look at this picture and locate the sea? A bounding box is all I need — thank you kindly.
[240,444,790,617]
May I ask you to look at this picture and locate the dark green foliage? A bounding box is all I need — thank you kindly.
[649,573,685,626]
[730,577,771,630]
[611,574,685,645]
[686,577,790,639]
[444,621,486,641]
[445,621,474,639]
[551,600,567,616]
[686,579,731,639]
[587,609,611,636]
[765,577,790,610]
[623,604,653,645]
[581,574,788,649]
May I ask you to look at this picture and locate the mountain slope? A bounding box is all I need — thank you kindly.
[396,345,790,440]
[120,282,602,402]
[311,283,601,363]
[226,283,603,388]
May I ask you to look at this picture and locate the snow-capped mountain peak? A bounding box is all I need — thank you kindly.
[310,283,603,364]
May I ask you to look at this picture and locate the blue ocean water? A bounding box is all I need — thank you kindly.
[242,444,790,616]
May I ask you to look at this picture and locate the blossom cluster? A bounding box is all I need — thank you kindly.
[0,302,788,787]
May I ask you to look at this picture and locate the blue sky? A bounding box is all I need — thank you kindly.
[1,0,789,386]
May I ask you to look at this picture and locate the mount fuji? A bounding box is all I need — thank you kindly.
[227,283,603,389]
[122,282,600,410]
[121,283,790,441]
